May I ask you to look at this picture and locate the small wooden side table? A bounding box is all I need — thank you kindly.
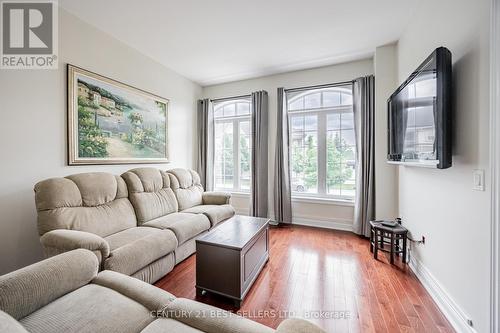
[369,221,408,265]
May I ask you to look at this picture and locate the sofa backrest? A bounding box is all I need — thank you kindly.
[0,249,98,320]
[121,168,178,224]
[34,172,137,237]
[167,168,204,211]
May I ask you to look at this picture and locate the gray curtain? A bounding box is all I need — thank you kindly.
[196,99,214,191]
[353,76,376,237]
[274,88,292,224]
[250,91,269,217]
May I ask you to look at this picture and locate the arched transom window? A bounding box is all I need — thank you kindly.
[287,84,356,199]
[213,97,252,191]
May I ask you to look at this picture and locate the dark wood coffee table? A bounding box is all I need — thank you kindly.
[195,215,270,307]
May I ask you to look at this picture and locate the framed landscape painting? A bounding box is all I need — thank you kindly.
[67,64,169,165]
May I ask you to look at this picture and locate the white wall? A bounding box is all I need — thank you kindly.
[374,44,399,219]
[0,9,201,274]
[203,60,374,229]
[397,0,491,331]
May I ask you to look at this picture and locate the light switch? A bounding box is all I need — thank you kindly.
[472,169,485,191]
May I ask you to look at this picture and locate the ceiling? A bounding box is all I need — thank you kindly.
[60,0,418,86]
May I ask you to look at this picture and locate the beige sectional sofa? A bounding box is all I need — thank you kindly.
[34,167,235,283]
[0,249,325,333]
[167,168,235,225]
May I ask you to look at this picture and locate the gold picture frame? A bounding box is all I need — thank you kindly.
[68,64,169,165]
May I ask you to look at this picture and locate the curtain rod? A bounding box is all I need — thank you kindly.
[210,94,252,103]
[284,80,354,93]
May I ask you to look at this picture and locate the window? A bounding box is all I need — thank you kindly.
[213,97,252,192]
[287,85,356,200]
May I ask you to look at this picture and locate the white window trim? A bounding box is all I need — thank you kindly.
[291,195,354,206]
[213,98,252,193]
[287,86,356,201]
[491,2,500,331]
[230,191,251,197]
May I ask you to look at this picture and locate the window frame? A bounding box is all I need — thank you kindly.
[212,97,252,193]
[286,85,356,201]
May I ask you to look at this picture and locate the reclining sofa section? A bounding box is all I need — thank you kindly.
[34,167,235,284]
[0,249,326,333]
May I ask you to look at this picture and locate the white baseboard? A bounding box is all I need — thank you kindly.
[234,208,250,216]
[235,209,473,331]
[409,256,476,333]
[233,210,353,232]
[291,215,353,232]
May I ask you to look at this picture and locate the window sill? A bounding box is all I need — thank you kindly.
[219,191,250,197]
[291,196,355,206]
[217,191,355,206]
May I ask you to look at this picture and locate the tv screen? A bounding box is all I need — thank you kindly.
[387,47,452,169]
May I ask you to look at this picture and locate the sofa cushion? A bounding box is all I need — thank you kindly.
[164,298,274,333]
[34,173,136,238]
[142,318,204,333]
[276,318,327,333]
[182,205,235,227]
[104,228,177,276]
[131,255,175,284]
[105,227,163,251]
[167,169,204,210]
[122,168,178,225]
[20,285,153,333]
[143,213,210,244]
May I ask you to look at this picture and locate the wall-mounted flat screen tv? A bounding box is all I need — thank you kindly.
[387,47,452,169]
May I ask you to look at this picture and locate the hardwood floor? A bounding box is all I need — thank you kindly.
[155,225,454,333]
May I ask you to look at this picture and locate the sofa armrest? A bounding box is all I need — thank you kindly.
[92,270,175,311]
[164,298,274,333]
[0,310,29,333]
[0,249,98,320]
[276,318,326,333]
[40,229,110,263]
[202,191,231,205]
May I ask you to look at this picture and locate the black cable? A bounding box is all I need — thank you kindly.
[407,236,424,244]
